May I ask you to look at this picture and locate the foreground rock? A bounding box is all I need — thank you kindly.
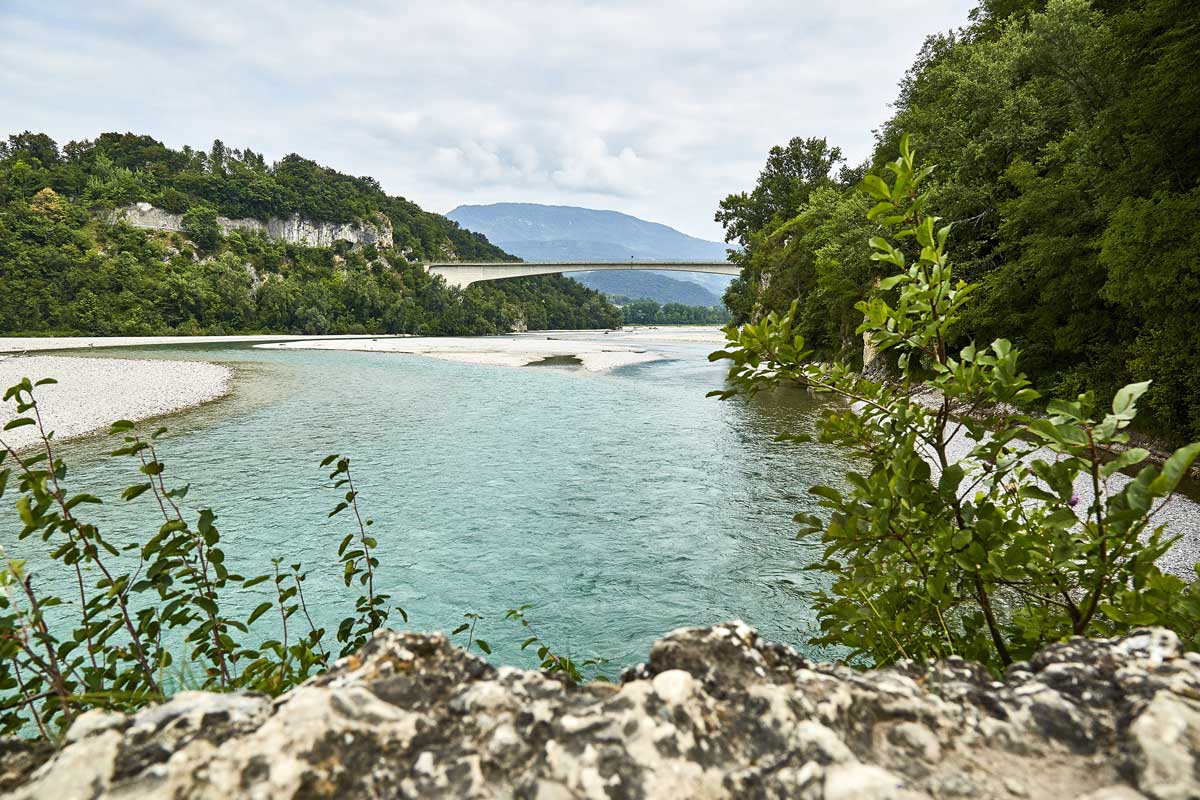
[4,624,1199,799]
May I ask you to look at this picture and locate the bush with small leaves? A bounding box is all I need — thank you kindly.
[0,382,403,739]
[712,135,1200,672]
[322,454,403,657]
[504,605,608,684]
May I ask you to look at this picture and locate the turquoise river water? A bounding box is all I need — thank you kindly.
[5,334,862,674]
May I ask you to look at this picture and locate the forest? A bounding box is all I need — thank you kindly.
[612,297,730,325]
[719,0,1199,444]
[0,132,620,336]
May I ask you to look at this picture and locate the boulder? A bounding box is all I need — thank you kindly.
[3,624,1198,799]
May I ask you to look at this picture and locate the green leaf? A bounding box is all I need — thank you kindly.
[861,175,891,200]
[1150,442,1200,497]
[1018,485,1059,503]
[1112,381,1151,417]
[938,464,965,495]
[1100,448,1150,479]
[121,483,152,501]
[247,602,273,625]
[809,485,843,504]
[475,639,491,654]
[64,493,102,510]
[3,418,34,431]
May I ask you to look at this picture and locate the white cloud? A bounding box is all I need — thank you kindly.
[551,138,644,196]
[0,0,979,240]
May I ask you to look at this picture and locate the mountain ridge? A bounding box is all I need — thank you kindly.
[447,202,733,305]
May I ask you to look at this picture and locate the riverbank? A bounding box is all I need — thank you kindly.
[254,327,728,371]
[0,355,232,451]
[256,336,658,371]
[0,334,384,354]
[0,328,726,449]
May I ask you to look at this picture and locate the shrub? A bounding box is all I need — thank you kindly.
[712,135,1200,671]
[180,204,222,252]
[0,384,392,737]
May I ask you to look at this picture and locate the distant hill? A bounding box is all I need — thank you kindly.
[447,203,733,305]
[564,270,721,306]
[0,132,620,335]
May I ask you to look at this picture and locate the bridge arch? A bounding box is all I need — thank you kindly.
[424,261,739,289]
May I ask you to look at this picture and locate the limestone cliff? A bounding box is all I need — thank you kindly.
[3,624,1199,799]
[111,202,394,250]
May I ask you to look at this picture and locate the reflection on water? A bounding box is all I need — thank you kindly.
[3,340,849,671]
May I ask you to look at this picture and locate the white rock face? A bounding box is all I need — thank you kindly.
[4,624,1200,799]
[111,203,394,249]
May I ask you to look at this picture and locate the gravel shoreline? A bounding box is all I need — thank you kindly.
[256,335,663,371]
[0,334,384,353]
[254,326,728,371]
[0,355,232,451]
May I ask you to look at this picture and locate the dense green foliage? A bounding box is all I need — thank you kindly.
[720,0,1200,444]
[0,132,620,335]
[715,138,1200,672]
[613,298,730,325]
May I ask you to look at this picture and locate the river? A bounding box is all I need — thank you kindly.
[5,332,856,674]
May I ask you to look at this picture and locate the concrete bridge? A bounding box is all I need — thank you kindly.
[425,261,739,289]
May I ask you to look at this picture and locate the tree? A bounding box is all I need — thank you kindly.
[714,137,1200,671]
[716,136,844,248]
[181,204,223,252]
[719,0,1200,443]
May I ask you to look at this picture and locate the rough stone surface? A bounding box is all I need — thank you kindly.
[111,202,394,249]
[3,624,1199,799]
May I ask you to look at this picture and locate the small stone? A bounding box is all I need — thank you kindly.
[1003,777,1027,796]
[1073,786,1150,800]
[651,669,695,705]
[1127,691,1200,800]
[65,709,127,743]
[887,721,941,762]
[795,720,856,764]
[933,772,978,797]
[413,751,435,776]
[824,763,905,800]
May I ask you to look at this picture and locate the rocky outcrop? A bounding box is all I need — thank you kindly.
[111,202,394,249]
[3,624,1199,799]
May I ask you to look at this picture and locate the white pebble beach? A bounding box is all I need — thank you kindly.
[0,355,232,451]
[254,327,727,371]
[0,328,726,451]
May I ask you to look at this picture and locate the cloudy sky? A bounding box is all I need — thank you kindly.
[1,1,976,241]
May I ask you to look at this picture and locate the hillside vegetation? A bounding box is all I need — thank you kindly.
[0,133,620,335]
[721,0,1200,444]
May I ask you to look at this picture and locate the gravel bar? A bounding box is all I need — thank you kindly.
[0,355,232,451]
